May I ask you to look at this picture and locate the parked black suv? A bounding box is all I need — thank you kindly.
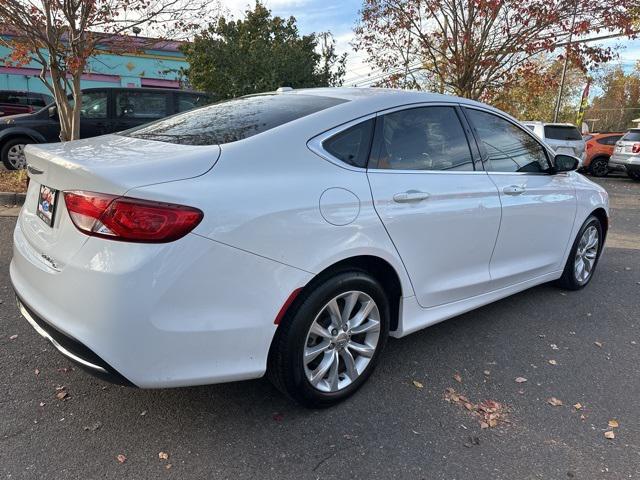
[0,87,213,169]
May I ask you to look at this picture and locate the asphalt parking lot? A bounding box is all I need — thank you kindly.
[1,175,639,480]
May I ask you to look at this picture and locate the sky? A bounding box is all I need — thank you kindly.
[221,0,640,90]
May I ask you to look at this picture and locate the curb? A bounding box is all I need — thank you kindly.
[0,192,26,206]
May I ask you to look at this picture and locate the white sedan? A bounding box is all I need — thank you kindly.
[11,88,608,407]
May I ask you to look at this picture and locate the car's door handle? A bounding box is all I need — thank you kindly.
[503,185,526,195]
[393,190,430,203]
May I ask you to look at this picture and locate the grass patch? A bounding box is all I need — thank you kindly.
[0,169,28,193]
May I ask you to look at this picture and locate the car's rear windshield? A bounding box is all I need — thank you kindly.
[621,130,640,142]
[121,94,348,145]
[544,125,582,141]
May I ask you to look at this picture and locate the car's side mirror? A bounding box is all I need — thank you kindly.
[48,105,57,118]
[554,154,579,173]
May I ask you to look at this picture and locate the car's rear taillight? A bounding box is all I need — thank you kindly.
[64,191,203,243]
[633,143,640,154]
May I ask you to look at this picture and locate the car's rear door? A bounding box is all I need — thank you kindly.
[367,104,502,308]
[463,107,577,288]
[78,90,111,138]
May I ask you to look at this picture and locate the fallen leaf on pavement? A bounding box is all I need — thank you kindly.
[550,344,559,350]
[55,387,68,401]
[116,454,127,464]
[9,334,18,340]
[604,431,615,440]
[158,452,169,460]
[445,388,508,429]
[515,377,527,383]
[608,419,619,428]
[547,397,563,407]
[453,373,462,383]
[548,360,557,365]
[34,369,40,375]
[594,341,603,348]
[483,370,490,376]
[412,380,424,389]
[573,403,582,410]
[165,464,172,470]
[272,412,284,422]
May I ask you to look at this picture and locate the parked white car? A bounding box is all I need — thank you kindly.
[521,121,586,166]
[609,128,640,180]
[11,88,609,407]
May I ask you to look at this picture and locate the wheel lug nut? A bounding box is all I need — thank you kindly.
[342,325,348,332]
[331,329,338,336]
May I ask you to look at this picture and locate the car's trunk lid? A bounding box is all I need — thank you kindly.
[18,134,219,272]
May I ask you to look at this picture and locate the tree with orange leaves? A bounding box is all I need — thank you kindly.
[0,0,216,141]
[355,0,637,101]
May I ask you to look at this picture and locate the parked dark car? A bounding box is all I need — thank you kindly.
[0,87,214,169]
[0,90,54,118]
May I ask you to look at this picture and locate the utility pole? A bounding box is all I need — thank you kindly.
[553,0,579,123]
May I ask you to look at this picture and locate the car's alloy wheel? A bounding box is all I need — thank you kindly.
[268,270,389,408]
[1,137,30,170]
[589,158,608,177]
[573,225,599,283]
[303,291,381,393]
[557,215,603,290]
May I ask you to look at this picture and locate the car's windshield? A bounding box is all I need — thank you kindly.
[544,125,582,141]
[621,130,640,142]
[120,94,348,145]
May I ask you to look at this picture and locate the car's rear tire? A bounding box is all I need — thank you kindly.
[1,136,31,170]
[556,215,603,290]
[589,157,609,177]
[268,270,389,408]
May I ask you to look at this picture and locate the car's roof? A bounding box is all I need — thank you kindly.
[277,87,511,121]
[287,87,484,106]
[80,87,206,94]
[521,121,578,127]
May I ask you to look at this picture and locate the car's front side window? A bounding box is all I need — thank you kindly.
[465,108,551,173]
[370,106,474,171]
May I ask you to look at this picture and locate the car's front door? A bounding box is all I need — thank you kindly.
[367,105,502,308]
[463,107,577,288]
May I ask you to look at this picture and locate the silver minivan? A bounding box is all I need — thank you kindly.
[610,128,640,180]
[522,122,586,165]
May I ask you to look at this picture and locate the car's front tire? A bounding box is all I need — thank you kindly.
[557,215,603,290]
[1,136,31,170]
[268,270,389,408]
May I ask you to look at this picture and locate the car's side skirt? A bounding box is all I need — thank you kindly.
[392,270,563,338]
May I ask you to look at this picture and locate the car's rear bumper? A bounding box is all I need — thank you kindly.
[15,293,134,386]
[11,221,313,388]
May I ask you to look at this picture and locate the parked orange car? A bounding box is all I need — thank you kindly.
[583,132,624,177]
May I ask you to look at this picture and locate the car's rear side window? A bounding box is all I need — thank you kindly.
[122,94,348,145]
[323,119,375,168]
[621,130,640,142]
[544,125,582,141]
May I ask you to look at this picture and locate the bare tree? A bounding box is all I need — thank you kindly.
[0,0,216,141]
[355,0,638,100]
